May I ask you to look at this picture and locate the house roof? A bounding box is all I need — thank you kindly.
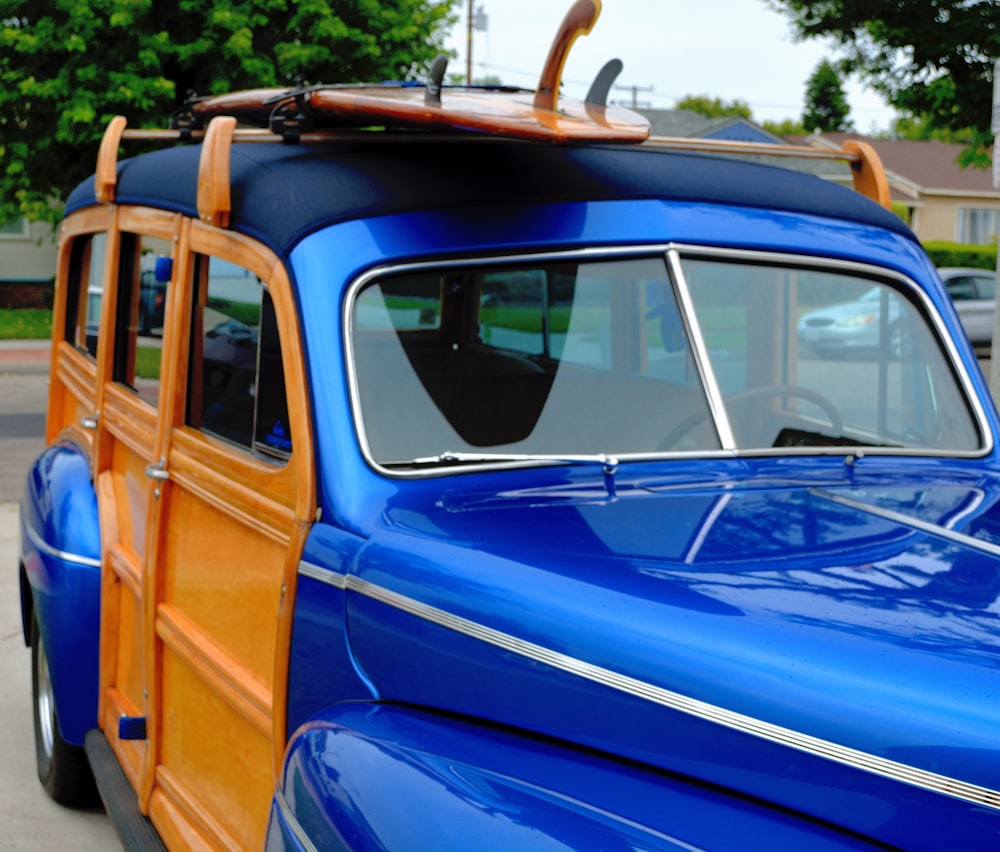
[638,109,849,179]
[812,132,998,197]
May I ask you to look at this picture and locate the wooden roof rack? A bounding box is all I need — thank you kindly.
[641,135,892,210]
[92,0,891,218]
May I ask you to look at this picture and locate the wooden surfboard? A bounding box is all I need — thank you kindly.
[180,0,650,145]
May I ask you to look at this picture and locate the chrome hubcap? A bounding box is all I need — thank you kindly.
[36,636,55,759]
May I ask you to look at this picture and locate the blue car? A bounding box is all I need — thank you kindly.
[16,5,1000,850]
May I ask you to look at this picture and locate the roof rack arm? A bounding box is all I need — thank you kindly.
[197,115,237,228]
[642,135,893,210]
[535,0,602,113]
[842,139,891,210]
[95,116,128,203]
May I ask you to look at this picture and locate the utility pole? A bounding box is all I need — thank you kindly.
[466,0,473,85]
[612,83,654,110]
[465,3,489,85]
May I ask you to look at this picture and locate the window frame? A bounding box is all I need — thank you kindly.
[344,244,992,478]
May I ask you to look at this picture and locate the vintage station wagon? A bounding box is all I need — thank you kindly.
[16,4,1000,849]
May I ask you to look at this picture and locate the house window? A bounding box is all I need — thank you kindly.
[0,218,30,239]
[956,207,1000,245]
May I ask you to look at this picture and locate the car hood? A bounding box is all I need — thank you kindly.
[345,470,1000,849]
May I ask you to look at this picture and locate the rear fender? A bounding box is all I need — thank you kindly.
[19,441,101,746]
[267,703,885,851]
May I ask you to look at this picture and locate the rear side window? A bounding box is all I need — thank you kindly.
[187,256,291,461]
[64,232,107,358]
[112,233,173,406]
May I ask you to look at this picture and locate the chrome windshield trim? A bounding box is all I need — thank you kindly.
[666,243,994,458]
[20,514,101,569]
[812,487,1000,558]
[666,248,736,449]
[344,244,993,478]
[345,573,1000,813]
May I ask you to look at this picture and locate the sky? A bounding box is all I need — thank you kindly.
[444,0,898,133]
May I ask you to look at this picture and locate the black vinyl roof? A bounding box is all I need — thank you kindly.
[65,138,915,256]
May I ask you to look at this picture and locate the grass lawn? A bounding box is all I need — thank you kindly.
[0,309,52,340]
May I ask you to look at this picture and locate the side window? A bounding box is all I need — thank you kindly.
[64,232,107,358]
[945,276,976,301]
[187,256,291,461]
[973,275,996,300]
[113,233,173,405]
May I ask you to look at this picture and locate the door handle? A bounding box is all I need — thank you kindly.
[144,459,170,481]
[80,412,99,430]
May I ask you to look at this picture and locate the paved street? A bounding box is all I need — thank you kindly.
[0,503,119,850]
[0,346,119,849]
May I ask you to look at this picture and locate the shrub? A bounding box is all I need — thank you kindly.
[923,241,997,270]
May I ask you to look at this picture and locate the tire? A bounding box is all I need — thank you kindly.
[31,618,97,805]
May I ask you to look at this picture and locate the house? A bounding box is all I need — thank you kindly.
[639,110,1000,246]
[805,132,1000,245]
[0,217,57,308]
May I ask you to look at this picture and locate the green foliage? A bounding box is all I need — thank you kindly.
[0,0,460,225]
[0,308,52,339]
[676,95,753,120]
[762,117,808,136]
[922,241,997,271]
[768,0,997,161]
[802,59,853,132]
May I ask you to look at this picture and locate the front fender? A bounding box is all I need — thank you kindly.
[267,703,884,851]
[19,441,101,746]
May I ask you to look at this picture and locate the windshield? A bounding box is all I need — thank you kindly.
[348,253,982,469]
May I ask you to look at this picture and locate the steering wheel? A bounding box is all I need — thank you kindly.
[658,384,844,451]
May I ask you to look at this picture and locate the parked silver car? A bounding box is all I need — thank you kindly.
[938,266,996,347]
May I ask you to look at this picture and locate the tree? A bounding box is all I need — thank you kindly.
[802,59,853,132]
[0,0,459,224]
[767,0,999,164]
[676,95,753,120]
[763,117,808,136]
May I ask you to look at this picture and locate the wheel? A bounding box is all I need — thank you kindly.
[31,618,97,805]
[659,385,844,450]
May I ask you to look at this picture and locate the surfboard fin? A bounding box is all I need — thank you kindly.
[425,55,448,107]
[535,0,602,113]
[585,58,623,108]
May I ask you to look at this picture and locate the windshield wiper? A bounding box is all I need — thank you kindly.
[391,451,621,495]
[400,450,618,472]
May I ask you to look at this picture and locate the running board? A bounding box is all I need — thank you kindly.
[84,729,166,852]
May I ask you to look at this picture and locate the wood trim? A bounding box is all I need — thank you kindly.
[843,139,893,210]
[270,516,311,771]
[167,431,295,543]
[107,541,143,600]
[150,766,241,851]
[49,209,113,443]
[101,688,145,796]
[96,116,127,203]
[156,604,273,737]
[197,116,237,228]
[101,384,158,460]
[96,470,120,727]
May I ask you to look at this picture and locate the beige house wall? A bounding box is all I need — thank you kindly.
[909,194,1000,244]
[910,197,960,242]
[0,219,57,282]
